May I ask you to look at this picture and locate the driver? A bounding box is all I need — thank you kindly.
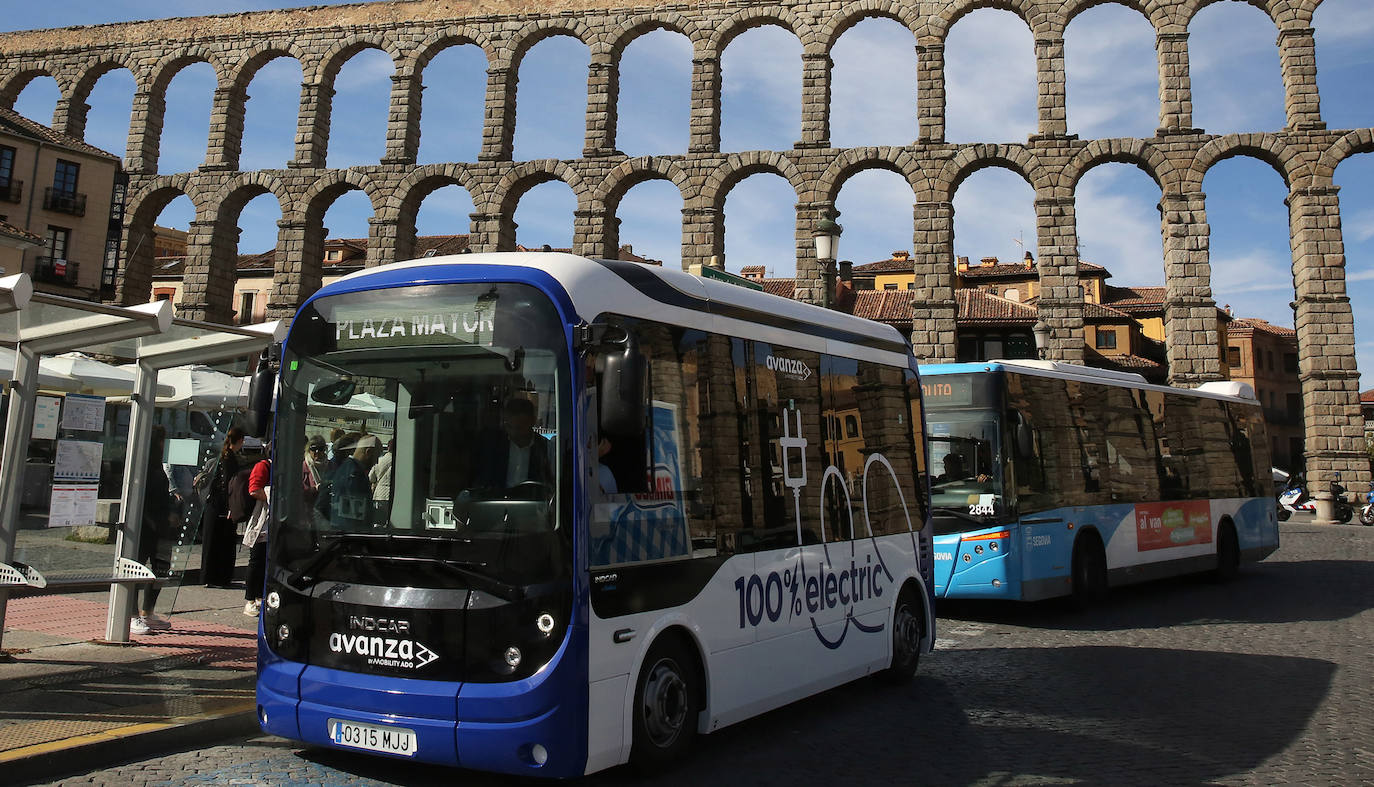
[935,453,990,484]
[474,396,553,488]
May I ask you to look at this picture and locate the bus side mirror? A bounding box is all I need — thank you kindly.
[600,339,646,437]
[1013,413,1034,458]
[244,348,277,438]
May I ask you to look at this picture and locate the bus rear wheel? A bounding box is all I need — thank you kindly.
[631,636,699,769]
[1070,534,1108,609]
[882,586,924,684]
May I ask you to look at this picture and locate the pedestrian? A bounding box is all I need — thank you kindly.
[200,427,244,587]
[370,437,394,523]
[242,443,271,617]
[318,435,380,528]
[302,434,328,510]
[132,425,174,635]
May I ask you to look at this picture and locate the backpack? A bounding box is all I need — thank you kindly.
[226,466,256,523]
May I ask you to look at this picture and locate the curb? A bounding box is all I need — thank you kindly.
[6,701,260,786]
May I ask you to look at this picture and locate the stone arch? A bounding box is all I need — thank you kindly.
[298,169,384,226]
[119,178,201,306]
[410,29,491,75]
[1191,133,1311,191]
[932,144,1050,202]
[1062,138,1177,193]
[392,165,483,260]
[143,46,226,95]
[1061,0,1159,28]
[228,43,308,90]
[1314,128,1374,181]
[597,156,692,208]
[928,0,1045,42]
[1180,0,1295,28]
[608,12,706,54]
[0,64,63,109]
[313,34,399,85]
[709,7,814,54]
[509,18,596,68]
[702,152,804,211]
[492,160,589,252]
[209,172,293,220]
[816,148,923,204]
[818,3,922,52]
[203,176,290,321]
[69,56,138,107]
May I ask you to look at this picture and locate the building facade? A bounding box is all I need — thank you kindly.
[1226,318,1304,472]
[0,107,123,298]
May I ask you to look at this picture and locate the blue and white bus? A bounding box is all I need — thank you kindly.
[256,253,935,777]
[921,361,1278,604]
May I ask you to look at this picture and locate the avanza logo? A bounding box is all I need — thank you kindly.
[765,354,812,380]
[732,406,914,650]
[328,631,439,670]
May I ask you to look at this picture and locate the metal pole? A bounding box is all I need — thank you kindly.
[106,359,156,643]
[0,345,42,648]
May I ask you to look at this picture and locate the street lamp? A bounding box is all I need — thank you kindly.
[1032,319,1050,359]
[813,216,843,308]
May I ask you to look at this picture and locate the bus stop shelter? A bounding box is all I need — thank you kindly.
[0,272,285,648]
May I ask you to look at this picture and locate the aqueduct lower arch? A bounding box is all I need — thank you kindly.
[0,0,1366,500]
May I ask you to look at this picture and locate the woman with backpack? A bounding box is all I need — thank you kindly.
[200,427,244,588]
[242,443,272,616]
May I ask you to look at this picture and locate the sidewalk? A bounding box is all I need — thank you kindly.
[0,583,261,785]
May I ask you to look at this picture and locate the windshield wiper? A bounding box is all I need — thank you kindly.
[369,555,525,602]
[286,533,523,600]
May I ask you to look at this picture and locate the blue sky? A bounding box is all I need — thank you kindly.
[5,0,1374,389]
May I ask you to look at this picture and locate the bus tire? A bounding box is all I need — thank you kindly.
[1070,532,1108,610]
[630,634,700,770]
[1213,520,1240,582]
[882,585,925,684]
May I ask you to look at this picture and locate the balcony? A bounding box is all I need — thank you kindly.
[0,179,21,203]
[43,187,86,217]
[34,256,79,286]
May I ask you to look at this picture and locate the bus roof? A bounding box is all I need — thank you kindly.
[322,252,912,363]
[920,360,1258,404]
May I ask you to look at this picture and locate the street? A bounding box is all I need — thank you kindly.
[35,520,1374,786]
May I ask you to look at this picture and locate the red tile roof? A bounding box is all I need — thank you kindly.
[1361,389,1374,404]
[1228,317,1296,338]
[0,219,43,246]
[851,290,915,324]
[1084,347,1165,373]
[956,289,1038,324]
[960,260,1108,280]
[1083,301,1134,321]
[0,106,120,161]
[761,278,795,298]
[1102,285,1167,312]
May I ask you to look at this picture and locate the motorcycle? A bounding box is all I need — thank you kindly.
[1359,486,1374,527]
[1276,474,1313,521]
[1330,474,1354,525]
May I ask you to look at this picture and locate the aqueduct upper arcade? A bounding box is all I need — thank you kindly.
[0,0,1368,497]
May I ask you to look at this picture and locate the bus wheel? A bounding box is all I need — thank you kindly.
[1213,521,1240,582]
[1070,534,1108,610]
[631,636,699,769]
[882,586,924,684]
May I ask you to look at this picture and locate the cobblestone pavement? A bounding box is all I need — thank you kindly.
[32,522,1374,786]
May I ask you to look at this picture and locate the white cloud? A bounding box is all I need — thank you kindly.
[1064,5,1158,138]
[1188,2,1287,133]
[830,19,919,148]
[720,25,802,152]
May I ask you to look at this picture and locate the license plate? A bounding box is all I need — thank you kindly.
[328,718,417,757]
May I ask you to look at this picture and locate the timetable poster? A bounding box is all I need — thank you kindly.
[61,394,106,433]
[50,484,98,527]
[33,396,61,440]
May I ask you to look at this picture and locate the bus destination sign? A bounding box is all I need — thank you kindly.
[333,306,495,349]
[921,376,973,407]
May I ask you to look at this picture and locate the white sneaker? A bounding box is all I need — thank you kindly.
[130,616,151,635]
[144,614,172,631]
[243,600,261,617]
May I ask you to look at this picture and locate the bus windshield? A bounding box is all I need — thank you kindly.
[274,283,571,591]
[927,410,1004,533]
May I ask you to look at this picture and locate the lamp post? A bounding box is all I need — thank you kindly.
[1032,319,1050,360]
[813,216,843,309]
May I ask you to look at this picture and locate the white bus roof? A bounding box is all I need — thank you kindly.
[922,359,1258,404]
[330,252,912,365]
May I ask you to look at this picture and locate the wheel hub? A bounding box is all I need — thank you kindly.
[641,658,688,748]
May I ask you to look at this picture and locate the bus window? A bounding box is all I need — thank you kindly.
[588,319,719,567]
[851,359,923,536]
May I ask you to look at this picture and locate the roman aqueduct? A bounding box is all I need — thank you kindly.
[0,0,1368,498]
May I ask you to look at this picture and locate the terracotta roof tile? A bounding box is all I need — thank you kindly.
[0,219,43,246]
[761,278,795,298]
[851,290,916,323]
[1102,285,1167,311]
[1084,347,1164,372]
[0,106,120,161]
[1361,389,1374,404]
[956,289,1038,324]
[1228,317,1296,337]
[1083,301,1134,321]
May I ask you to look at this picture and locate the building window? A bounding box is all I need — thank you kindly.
[239,291,256,325]
[1227,347,1241,368]
[1283,353,1298,374]
[52,159,79,197]
[1095,329,1117,350]
[1265,350,1274,371]
[883,283,898,291]
[326,250,341,261]
[45,226,70,260]
[905,282,913,290]
[1286,393,1300,421]
[0,145,13,185]
[844,415,859,438]
[153,288,175,301]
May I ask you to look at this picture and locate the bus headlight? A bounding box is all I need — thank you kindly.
[277,624,291,642]
[504,646,522,670]
[536,613,555,636]
[265,591,281,611]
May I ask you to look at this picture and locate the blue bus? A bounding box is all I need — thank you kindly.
[256,253,935,776]
[921,361,1278,604]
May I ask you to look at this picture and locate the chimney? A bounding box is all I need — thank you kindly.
[980,256,999,267]
[1023,251,1034,269]
[838,260,853,284]
[891,250,909,261]
[956,256,969,272]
